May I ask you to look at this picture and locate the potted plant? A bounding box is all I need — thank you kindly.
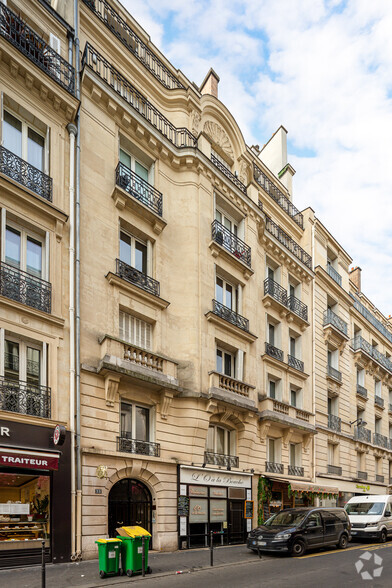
[33,496,49,520]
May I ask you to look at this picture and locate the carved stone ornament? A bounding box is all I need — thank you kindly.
[203,121,234,159]
[190,110,201,136]
[239,160,249,185]
[96,465,108,479]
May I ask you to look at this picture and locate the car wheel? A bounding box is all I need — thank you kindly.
[291,540,305,557]
[379,529,387,543]
[338,534,348,549]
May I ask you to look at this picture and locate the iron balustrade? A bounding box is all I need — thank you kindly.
[357,471,368,480]
[212,299,249,332]
[373,432,389,449]
[116,162,162,216]
[356,385,368,399]
[328,414,341,432]
[265,461,284,474]
[0,262,51,313]
[253,163,304,229]
[211,220,251,267]
[264,216,312,269]
[350,294,392,346]
[5,352,40,377]
[82,0,184,90]
[326,264,342,286]
[287,295,308,322]
[0,146,53,202]
[265,342,284,362]
[327,465,342,476]
[327,364,342,382]
[117,435,160,457]
[264,277,287,306]
[82,44,196,149]
[288,465,304,477]
[351,335,392,374]
[210,154,246,194]
[375,395,384,408]
[376,474,385,483]
[204,451,239,469]
[0,378,51,418]
[116,259,160,297]
[323,309,348,336]
[354,425,371,443]
[288,355,304,372]
[0,3,75,94]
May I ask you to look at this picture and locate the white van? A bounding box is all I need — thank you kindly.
[345,495,392,543]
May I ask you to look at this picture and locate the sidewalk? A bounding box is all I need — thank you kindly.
[0,544,258,588]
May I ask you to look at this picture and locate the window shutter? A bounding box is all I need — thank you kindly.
[49,33,61,54]
[119,311,151,350]
[229,429,236,456]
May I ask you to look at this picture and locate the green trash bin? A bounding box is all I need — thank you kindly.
[116,526,152,577]
[95,538,122,578]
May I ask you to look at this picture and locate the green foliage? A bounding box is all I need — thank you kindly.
[33,495,49,514]
[257,477,272,525]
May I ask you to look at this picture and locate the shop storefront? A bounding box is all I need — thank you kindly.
[0,419,71,568]
[316,477,390,508]
[178,466,253,549]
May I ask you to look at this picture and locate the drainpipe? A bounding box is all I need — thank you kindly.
[311,220,316,496]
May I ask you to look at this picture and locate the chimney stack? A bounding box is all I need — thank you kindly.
[200,68,220,99]
[349,266,361,292]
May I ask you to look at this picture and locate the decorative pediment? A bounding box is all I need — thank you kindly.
[203,121,234,160]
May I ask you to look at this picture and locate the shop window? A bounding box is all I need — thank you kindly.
[120,401,151,442]
[206,425,236,456]
[119,310,152,350]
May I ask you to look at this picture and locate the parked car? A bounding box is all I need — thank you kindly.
[247,507,351,557]
[345,495,392,543]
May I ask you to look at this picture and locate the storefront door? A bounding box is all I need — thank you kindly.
[108,479,152,542]
[228,500,244,544]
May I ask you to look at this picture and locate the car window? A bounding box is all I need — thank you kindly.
[264,511,307,527]
[345,502,384,516]
[306,512,321,526]
[321,511,339,524]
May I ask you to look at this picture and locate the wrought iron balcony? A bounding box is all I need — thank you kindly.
[0,3,75,94]
[328,414,341,432]
[351,336,392,374]
[375,395,384,408]
[211,154,246,194]
[211,220,251,267]
[373,432,389,449]
[0,146,53,202]
[288,465,304,477]
[117,435,160,457]
[82,0,184,90]
[0,262,51,313]
[212,299,249,332]
[350,294,392,346]
[326,264,342,286]
[82,44,196,149]
[116,162,162,216]
[354,425,371,443]
[287,295,308,322]
[204,451,239,470]
[253,163,303,229]
[356,385,368,399]
[323,309,348,337]
[0,378,51,418]
[265,461,284,474]
[327,364,342,382]
[265,342,284,362]
[327,465,342,476]
[288,355,304,372]
[264,277,287,306]
[376,474,385,483]
[116,259,160,297]
[265,217,312,269]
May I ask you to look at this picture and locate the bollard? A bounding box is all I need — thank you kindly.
[210,530,214,567]
[41,540,46,588]
[257,544,262,559]
[142,535,145,577]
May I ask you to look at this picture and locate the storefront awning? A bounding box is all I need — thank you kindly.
[290,481,339,495]
[0,447,60,471]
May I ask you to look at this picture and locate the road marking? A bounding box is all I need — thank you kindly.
[298,541,392,559]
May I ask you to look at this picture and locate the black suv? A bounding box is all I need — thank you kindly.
[247,507,351,557]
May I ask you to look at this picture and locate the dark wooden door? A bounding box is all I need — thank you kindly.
[228,500,244,544]
[108,479,152,543]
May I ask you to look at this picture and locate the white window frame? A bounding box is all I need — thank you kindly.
[215,275,237,311]
[119,310,152,350]
[119,147,151,184]
[120,400,154,442]
[206,424,236,456]
[0,331,46,386]
[375,379,382,398]
[119,228,150,274]
[2,109,48,174]
[290,442,302,467]
[2,218,48,280]
[216,347,236,378]
[267,437,281,464]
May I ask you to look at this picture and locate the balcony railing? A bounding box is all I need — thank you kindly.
[328,414,341,433]
[273,400,289,415]
[375,395,384,408]
[373,432,389,449]
[116,259,160,297]
[253,163,303,229]
[354,425,371,443]
[351,336,392,374]
[356,385,368,399]
[204,451,239,470]
[82,44,196,149]
[211,154,246,194]
[0,262,51,313]
[116,162,162,216]
[357,471,368,480]
[265,217,312,269]
[211,220,251,267]
[212,299,249,332]
[0,3,75,94]
[216,373,250,397]
[265,342,284,362]
[0,378,51,418]
[323,309,348,337]
[327,364,342,382]
[376,474,385,483]
[287,295,308,322]
[0,146,53,202]
[326,264,342,286]
[288,465,304,477]
[264,277,287,306]
[327,465,342,476]
[117,435,160,457]
[350,294,392,346]
[288,355,304,372]
[265,461,284,474]
[124,345,164,372]
[82,0,184,90]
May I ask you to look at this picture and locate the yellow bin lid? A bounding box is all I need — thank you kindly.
[121,526,151,538]
[95,538,121,543]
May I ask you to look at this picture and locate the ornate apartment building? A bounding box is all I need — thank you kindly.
[0,0,391,568]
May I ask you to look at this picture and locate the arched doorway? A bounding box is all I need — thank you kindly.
[108,479,152,541]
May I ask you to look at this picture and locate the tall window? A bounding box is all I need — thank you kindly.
[375,379,382,398]
[215,276,237,311]
[3,111,46,171]
[5,224,44,278]
[4,338,42,386]
[290,443,301,467]
[120,148,149,182]
[268,323,275,346]
[267,438,281,464]
[120,401,150,441]
[119,311,151,350]
[290,388,302,408]
[375,417,381,434]
[215,208,237,235]
[119,230,147,274]
[357,369,365,387]
[328,443,336,466]
[206,425,234,455]
[290,336,296,357]
[216,348,236,378]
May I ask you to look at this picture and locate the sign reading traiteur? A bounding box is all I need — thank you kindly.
[180,466,252,488]
[0,448,59,470]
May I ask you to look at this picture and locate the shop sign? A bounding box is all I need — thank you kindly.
[180,467,251,488]
[179,516,187,536]
[0,503,30,515]
[210,487,227,498]
[210,499,227,522]
[356,484,370,493]
[0,448,59,471]
[189,485,208,497]
[244,500,254,519]
[0,427,10,437]
[189,498,208,523]
[53,425,66,446]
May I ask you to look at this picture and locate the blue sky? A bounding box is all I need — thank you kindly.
[124,0,392,317]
